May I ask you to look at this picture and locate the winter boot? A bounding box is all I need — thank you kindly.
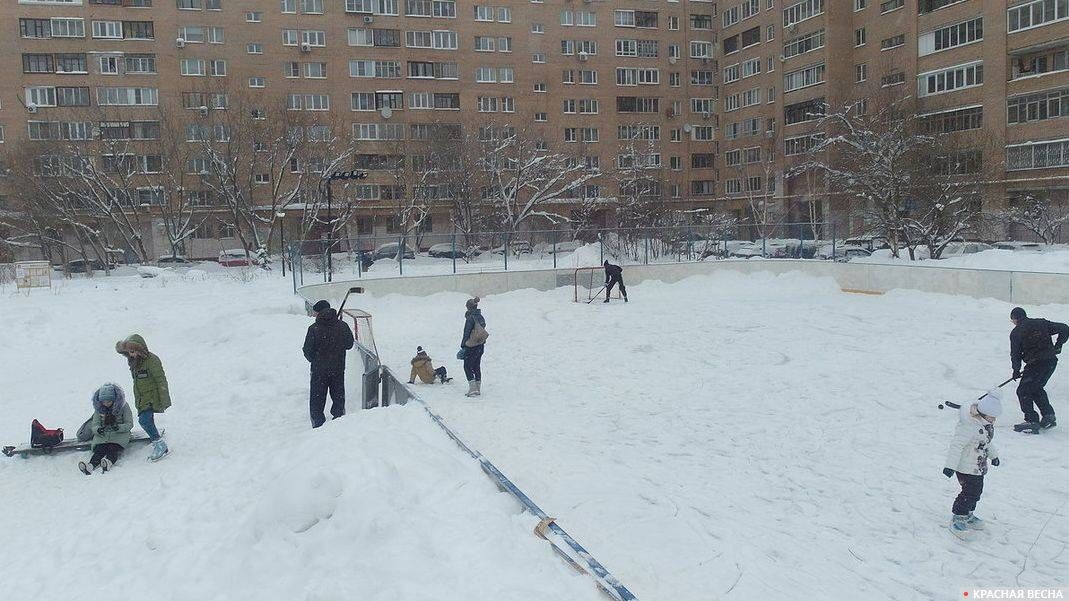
[472,381,481,396]
[1039,415,1057,430]
[964,513,985,530]
[603,297,609,303]
[950,515,970,538]
[465,381,477,397]
[440,375,453,384]
[78,461,95,475]
[148,438,169,462]
[1014,421,1041,434]
[100,458,112,473]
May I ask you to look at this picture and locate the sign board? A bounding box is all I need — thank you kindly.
[14,260,52,290]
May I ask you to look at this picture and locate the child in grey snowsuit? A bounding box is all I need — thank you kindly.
[943,391,1001,536]
[79,383,133,475]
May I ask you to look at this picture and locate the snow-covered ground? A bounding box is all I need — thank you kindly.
[2,267,1067,600]
[855,247,1069,273]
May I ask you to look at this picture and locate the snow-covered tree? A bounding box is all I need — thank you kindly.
[613,123,668,229]
[1002,191,1069,244]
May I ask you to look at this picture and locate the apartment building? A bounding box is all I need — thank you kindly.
[0,0,723,260]
[715,0,1069,238]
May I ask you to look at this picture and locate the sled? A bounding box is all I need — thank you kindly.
[2,430,163,459]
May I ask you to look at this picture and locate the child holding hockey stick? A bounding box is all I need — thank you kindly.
[79,383,133,475]
[943,390,1001,537]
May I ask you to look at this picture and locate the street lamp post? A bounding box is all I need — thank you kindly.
[276,211,286,277]
[322,170,368,282]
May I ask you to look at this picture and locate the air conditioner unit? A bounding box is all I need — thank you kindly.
[766,129,775,138]
[363,15,374,23]
[779,54,786,62]
[300,42,312,52]
[702,111,711,120]
[26,103,38,114]
[175,37,186,48]
[198,105,209,117]
[578,51,589,61]
[682,124,694,133]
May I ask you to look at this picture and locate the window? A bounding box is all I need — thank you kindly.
[52,53,86,74]
[742,59,761,78]
[722,5,740,28]
[855,0,865,9]
[302,0,323,12]
[533,52,546,63]
[23,54,55,74]
[690,14,713,30]
[881,71,905,87]
[99,55,120,74]
[433,30,457,49]
[691,153,715,168]
[724,179,742,194]
[125,54,156,73]
[123,21,154,39]
[724,63,741,83]
[691,41,713,58]
[180,25,205,42]
[924,105,983,132]
[534,112,548,122]
[249,76,266,88]
[741,0,760,19]
[783,0,824,28]
[406,0,432,15]
[920,17,982,56]
[1009,0,1069,32]
[26,87,57,107]
[178,0,201,8]
[1008,88,1069,125]
[783,28,825,58]
[784,97,825,125]
[856,63,867,82]
[302,30,325,46]
[1007,138,1069,170]
[918,61,983,96]
[283,29,298,45]
[92,20,123,39]
[784,133,823,155]
[532,23,544,33]
[784,63,825,92]
[881,34,905,50]
[855,28,866,47]
[880,0,903,12]
[247,43,263,54]
[305,62,326,78]
[246,11,262,21]
[97,86,157,105]
[20,19,52,39]
[741,26,760,48]
[181,58,206,76]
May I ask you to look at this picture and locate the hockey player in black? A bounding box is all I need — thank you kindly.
[603,260,628,303]
[1009,307,1068,433]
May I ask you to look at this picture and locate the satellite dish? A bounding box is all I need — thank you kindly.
[380,106,393,119]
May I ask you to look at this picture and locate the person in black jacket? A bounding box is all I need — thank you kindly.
[460,297,486,397]
[303,300,355,428]
[1010,307,1068,432]
[603,260,628,303]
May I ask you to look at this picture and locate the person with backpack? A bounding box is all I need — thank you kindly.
[459,297,487,397]
[408,346,452,384]
[603,260,628,303]
[79,383,133,475]
[943,390,1001,537]
[303,300,355,427]
[116,334,171,462]
[1009,307,1068,433]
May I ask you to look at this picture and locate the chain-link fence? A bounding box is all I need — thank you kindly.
[287,222,862,291]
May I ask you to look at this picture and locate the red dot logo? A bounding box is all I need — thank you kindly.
[963,593,969,597]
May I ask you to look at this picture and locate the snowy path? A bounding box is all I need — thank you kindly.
[367,272,1069,600]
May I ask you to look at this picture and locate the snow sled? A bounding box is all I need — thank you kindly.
[31,419,64,449]
[3,429,162,459]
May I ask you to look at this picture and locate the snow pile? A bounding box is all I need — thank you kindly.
[556,243,605,268]
[857,248,1069,273]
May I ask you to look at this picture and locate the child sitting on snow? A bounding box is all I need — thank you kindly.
[408,346,451,384]
[79,383,133,475]
[943,390,1001,536]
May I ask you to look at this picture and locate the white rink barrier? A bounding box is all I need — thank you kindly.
[298,260,1069,308]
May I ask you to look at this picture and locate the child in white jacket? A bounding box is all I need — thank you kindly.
[943,391,1002,536]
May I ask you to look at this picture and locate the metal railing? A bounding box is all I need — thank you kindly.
[288,221,853,291]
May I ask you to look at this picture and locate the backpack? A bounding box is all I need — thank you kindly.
[30,419,64,448]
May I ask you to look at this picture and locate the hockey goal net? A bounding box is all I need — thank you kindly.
[573,267,623,302]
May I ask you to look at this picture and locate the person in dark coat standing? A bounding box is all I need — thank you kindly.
[603,260,628,303]
[1010,306,1068,432]
[460,297,487,397]
[303,300,355,428]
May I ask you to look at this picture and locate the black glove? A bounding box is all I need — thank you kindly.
[1013,370,1021,380]
[943,468,955,478]
[96,427,106,435]
[991,458,1000,467]
[103,415,116,426]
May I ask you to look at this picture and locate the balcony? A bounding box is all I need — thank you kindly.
[1008,40,1069,81]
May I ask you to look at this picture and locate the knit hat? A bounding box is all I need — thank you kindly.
[976,390,1003,418]
[466,297,480,310]
[312,300,330,313]
[417,346,423,352]
[97,383,119,404]
[1010,307,1027,321]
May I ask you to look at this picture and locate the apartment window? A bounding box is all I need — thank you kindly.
[246,11,262,21]
[881,34,905,50]
[783,28,825,58]
[99,55,120,74]
[1007,139,1069,170]
[533,52,546,63]
[784,133,823,156]
[742,59,761,78]
[181,58,206,76]
[56,53,87,73]
[283,29,298,45]
[26,87,57,107]
[918,61,983,97]
[724,179,741,194]
[302,0,323,12]
[97,87,157,105]
[783,0,824,28]
[23,54,55,74]
[924,105,984,132]
[247,43,263,54]
[1009,0,1069,32]
[125,54,156,73]
[180,25,205,42]
[178,0,201,8]
[767,25,775,41]
[784,63,825,92]
[93,20,123,39]
[881,72,905,87]
[784,97,825,125]
[249,76,266,88]
[1008,89,1069,125]
[20,19,52,39]
[724,63,741,83]
[855,28,866,47]
[534,112,548,122]
[668,16,679,30]
[920,17,982,56]
[879,0,903,12]
[303,30,325,46]
[124,21,154,39]
[741,27,761,48]
[304,62,326,78]
[856,63,867,82]
[722,6,740,28]
[693,126,714,140]
[690,14,713,30]
[532,23,544,33]
[691,153,714,168]
[580,70,598,84]
[920,0,966,11]
[691,41,713,58]
[741,89,761,108]
[854,0,865,8]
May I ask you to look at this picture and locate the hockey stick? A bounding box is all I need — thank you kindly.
[938,377,1015,410]
[586,285,607,304]
[337,286,364,318]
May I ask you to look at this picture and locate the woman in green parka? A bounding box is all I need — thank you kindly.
[115,334,171,461]
[78,383,133,475]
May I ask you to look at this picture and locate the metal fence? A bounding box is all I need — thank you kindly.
[288,221,858,290]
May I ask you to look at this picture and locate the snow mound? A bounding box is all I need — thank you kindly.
[856,248,1069,273]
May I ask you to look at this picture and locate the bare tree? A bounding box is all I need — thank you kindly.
[1002,191,1069,244]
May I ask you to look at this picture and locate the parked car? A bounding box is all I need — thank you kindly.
[940,241,993,257]
[218,249,258,267]
[490,240,533,255]
[729,244,765,259]
[544,240,585,254]
[428,243,479,259]
[842,236,889,252]
[995,241,1044,252]
[371,242,415,260]
[157,255,193,265]
[59,259,112,273]
[815,244,871,262]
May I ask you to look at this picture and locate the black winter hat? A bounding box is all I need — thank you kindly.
[1011,307,1027,321]
[312,300,330,313]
